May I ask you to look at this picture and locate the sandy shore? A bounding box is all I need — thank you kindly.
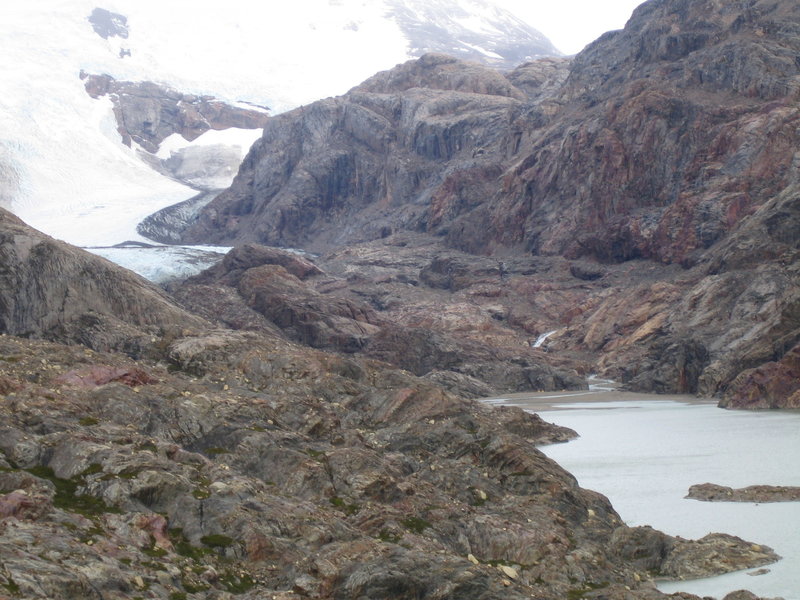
[481,385,717,412]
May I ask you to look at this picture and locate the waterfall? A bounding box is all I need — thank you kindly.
[532,329,558,348]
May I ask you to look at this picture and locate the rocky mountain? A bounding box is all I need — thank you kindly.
[175,0,800,408]
[0,182,780,600]
[1,0,560,249]
[1,2,794,598]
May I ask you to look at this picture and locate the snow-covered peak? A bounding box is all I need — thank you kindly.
[386,0,560,67]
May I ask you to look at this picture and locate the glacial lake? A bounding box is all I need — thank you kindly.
[488,391,800,599]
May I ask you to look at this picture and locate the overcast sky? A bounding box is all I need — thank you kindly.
[495,0,646,55]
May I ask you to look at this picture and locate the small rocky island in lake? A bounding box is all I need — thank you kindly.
[687,483,800,503]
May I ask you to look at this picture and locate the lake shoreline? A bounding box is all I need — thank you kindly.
[502,394,800,599]
[482,387,718,413]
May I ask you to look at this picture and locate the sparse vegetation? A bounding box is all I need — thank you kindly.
[192,487,211,499]
[329,496,360,515]
[401,517,431,534]
[200,534,235,548]
[219,571,256,594]
[378,529,403,543]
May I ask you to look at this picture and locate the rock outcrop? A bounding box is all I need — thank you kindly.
[0,208,206,354]
[81,73,270,153]
[174,0,800,405]
[719,343,800,409]
[87,8,128,40]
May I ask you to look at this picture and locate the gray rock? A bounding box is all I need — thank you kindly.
[0,208,207,355]
[87,8,128,40]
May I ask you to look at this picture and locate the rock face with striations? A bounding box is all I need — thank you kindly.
[180,53,529,250]
[0,208,206,354]
[177,0,800,406]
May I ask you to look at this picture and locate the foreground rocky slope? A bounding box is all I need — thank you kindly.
[177,0,800,406]
[0,199,780,599]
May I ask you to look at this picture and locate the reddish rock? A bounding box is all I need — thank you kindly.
[720,344,800,409]
[136,514,172,550]
[54,365,157,388]
[193,243,324,285]
[0,490,51,521]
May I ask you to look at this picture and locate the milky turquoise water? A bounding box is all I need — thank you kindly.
[530,398,800,599]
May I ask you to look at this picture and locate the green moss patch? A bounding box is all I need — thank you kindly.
[169,528,213,561]
[200,534,235,548]
[220,571,256,594]
[26,465,121,516]
[378,529,403,543]
[329,496,359,515]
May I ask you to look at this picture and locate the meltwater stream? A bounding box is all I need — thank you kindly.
[491,391,800,599]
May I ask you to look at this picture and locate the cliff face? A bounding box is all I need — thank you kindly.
[177,0,800,405]
[502,0,800,264]
[180,53,531,250]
